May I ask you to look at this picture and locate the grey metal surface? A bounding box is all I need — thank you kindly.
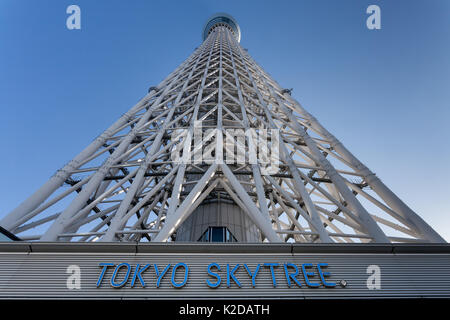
[176,202,260,242]
[0,243,449,299]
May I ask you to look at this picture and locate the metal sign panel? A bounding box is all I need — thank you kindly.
[0,243,449,299]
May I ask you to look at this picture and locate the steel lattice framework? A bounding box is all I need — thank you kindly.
[1,14,445,243]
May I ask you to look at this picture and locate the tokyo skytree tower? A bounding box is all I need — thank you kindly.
[0,13,445,244]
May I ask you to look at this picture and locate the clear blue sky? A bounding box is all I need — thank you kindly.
[0,0,449,241]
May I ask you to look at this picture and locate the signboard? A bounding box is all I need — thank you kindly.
[0,243,449,299]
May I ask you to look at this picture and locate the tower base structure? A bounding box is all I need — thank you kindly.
[1,14,446,245]
[0,242,449,299]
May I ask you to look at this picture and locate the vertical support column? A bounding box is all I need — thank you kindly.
[243,52,389,243]
[102,37,211,242]
[153,30,219,241]
[153,164,218,242]
[40,53,194,241]
[225,31,277,234]
[228,32,333,243]
[163,42,210,223]
[216,28,224,166]
[0,48,201,232]
[246,52,445,243]
[101,107,178,241]
[220,164,282,242]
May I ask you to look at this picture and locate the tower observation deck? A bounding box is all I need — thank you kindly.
[0,14,445,244]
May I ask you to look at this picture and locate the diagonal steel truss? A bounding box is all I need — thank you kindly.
[1,22,445,243]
